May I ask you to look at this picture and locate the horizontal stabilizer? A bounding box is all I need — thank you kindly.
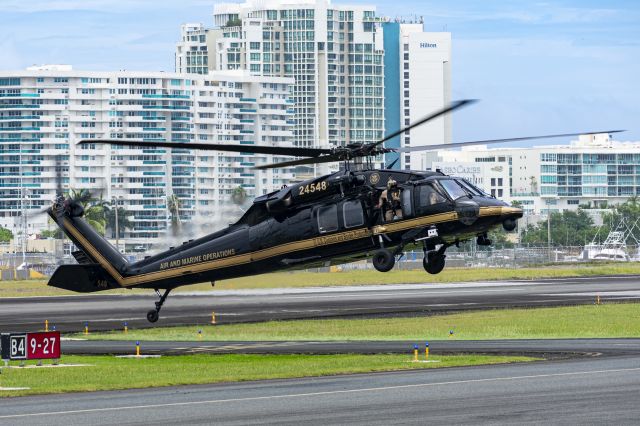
[48,264,120,293]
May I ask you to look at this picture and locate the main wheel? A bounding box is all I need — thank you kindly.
[372,248,395,272]
[423,252,446,274]
[146,310,159,323]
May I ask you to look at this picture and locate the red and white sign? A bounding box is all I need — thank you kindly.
[26,331,60,359]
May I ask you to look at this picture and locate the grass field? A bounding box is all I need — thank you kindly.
[2,262,640,297]
[80,303,640,341]
[0,354,534,397]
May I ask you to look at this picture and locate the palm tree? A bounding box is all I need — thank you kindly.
[68,188,107,235]
[167,194,182,236]
[529,176,538,194]
[105,203,133,239]
[232,186,247,205]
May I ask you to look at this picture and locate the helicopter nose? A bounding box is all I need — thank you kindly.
[500,206,523,231]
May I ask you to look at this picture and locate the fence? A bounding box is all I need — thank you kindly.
[2,244,639,279]
[333,244,640,271]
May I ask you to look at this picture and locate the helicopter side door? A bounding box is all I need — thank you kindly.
[315,199,367,234]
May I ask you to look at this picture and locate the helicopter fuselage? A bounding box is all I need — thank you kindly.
[49,169,522,293]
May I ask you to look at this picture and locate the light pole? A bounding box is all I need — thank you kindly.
[113,197,120,253]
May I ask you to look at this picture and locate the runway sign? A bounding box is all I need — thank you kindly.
[1,331,60,360]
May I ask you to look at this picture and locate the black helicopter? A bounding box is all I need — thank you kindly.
[46,100,623,322]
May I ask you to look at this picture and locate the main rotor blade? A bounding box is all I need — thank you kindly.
[79,140,332,158]
[395,130,626,153]
[373,99,477,148]
[255,154,342,170]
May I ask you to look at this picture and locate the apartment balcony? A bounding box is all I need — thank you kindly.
[142,94,191,100]
[0,115,45,121]
[0,127,41,131]
[0,104,41,109]
[0,93,40,98]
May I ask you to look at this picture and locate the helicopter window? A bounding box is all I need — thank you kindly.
[457,179,486,196]
[402,188,413,216]
[343,200,364,228]
[317,205,338,233]
[418,184,446,207]
[439,179,469,200]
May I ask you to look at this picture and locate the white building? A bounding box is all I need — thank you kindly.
[430,133,640,215]
[0,68,294,246]
[181,0,387,156]
[175,23,221,74]
[382,22,451,170]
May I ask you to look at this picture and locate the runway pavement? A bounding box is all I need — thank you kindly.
[1,354,640,425]
[60,338,640,358]
[2,275,640,332]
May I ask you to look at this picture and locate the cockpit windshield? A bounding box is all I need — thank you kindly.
[457,179,487,197]
[439,179,470,200]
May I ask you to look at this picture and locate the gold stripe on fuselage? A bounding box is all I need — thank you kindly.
[61,206,514,287]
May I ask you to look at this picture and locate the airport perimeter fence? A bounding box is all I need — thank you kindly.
[333,244,640,272]
[2,244,639,279]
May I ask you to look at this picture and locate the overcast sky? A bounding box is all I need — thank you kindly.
[1,0,638,143]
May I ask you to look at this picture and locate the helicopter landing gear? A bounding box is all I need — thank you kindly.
[147,289,171,323]
[372,248,395,272]
[477,234,492,246]
[423,251,446,274]
[422,242,450,275]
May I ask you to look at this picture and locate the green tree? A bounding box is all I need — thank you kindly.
[105,204,133,239]
[232,186,247,205]
[600,196,640,243]
[224,18,242,27]
[41,228,63,239]
[520,209,598,246]
[68,188,107,235]
[0,226,13,242]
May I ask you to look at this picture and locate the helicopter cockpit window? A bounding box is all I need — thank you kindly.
[418,184,446,207]
[457,179,485,196]
[317,204,338,233]
[439,179,469,200]
[343,200,364,228]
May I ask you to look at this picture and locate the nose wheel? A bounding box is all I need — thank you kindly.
[147,289,171,323]
[423,251,446,274]
[422,242,451,275]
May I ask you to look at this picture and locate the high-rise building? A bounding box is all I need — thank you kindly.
[0,68,293,247]
[175,23,222,74]
[382,22,451,170]
[209,0,386,153]
[175,4,452,174]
